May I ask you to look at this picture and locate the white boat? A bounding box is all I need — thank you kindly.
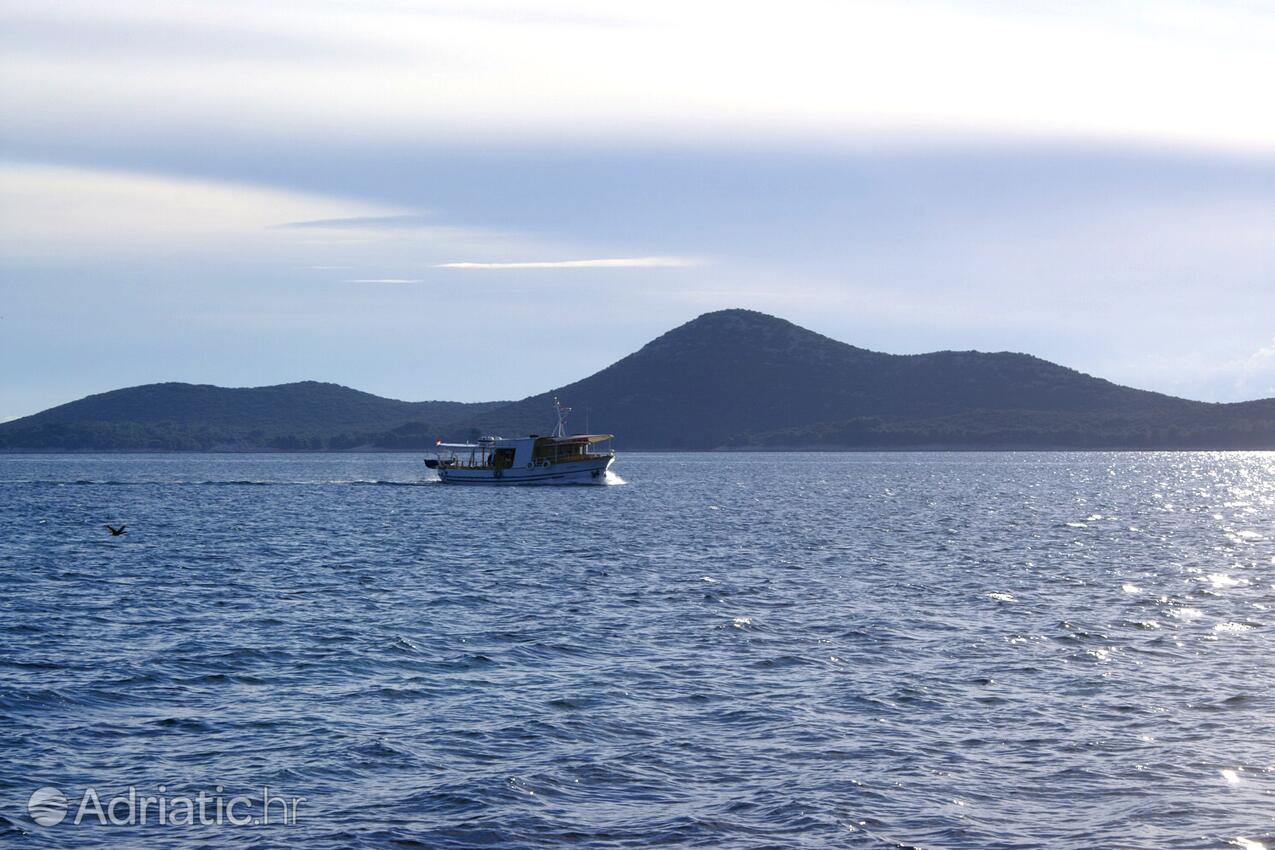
[425,399,615,485]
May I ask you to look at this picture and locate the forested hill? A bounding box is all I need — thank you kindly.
[3,310,1274,450]
[461,310,1275,449]
[0,382,505,451]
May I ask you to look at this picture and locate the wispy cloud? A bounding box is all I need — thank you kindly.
[345,278,423,284]
[0,162,399,258]
[1237,335,1275,394]
[437,256,699,269]
[7,1,1275,154]
[280,214,434,230]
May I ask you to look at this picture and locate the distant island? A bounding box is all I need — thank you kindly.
[4,309,1275,451]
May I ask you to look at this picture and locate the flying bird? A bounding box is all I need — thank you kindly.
[104,524,127,536]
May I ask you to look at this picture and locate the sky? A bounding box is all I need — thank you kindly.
[2,0,1275,419]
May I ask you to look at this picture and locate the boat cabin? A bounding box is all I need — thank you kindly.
[427,434,613,471]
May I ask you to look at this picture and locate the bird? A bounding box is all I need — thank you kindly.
[104,524,127,536]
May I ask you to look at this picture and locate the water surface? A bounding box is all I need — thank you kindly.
[1,452,1272,848]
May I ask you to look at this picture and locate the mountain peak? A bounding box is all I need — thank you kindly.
[656,308,816,342]
[683,308,798,331]
[691,307,780,321]
[640,308,868,364]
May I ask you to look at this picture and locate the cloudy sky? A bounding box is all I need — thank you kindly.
[3,0,1274,419]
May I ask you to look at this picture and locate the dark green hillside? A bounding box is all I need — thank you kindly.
[3,310,1273,451]
[0,382,504,451]
[465,310,1210,449]
[11,380,496,430]
[727,408,1275,451]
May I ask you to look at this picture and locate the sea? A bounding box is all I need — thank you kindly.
[1,452,1271,850]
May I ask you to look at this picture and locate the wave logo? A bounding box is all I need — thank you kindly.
[27,787,68,826]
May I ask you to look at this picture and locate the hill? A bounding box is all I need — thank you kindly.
[3,309,1274,451]
[0,382,504,451]
[463,310,1269,448]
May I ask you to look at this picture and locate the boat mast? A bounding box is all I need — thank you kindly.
[553,397,571,438]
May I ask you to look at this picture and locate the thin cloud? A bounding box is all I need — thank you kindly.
[10,2,1275,153]
[345,278,423,284]
[280,214,434,230]
[1245,336,1275,367]
[1236,335,1275,393]
[437,256,699,269]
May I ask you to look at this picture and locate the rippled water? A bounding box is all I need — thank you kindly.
[2,452,1272,849]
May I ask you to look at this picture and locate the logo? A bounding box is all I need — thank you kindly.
[28,787,68,826]
[24,784,303,828]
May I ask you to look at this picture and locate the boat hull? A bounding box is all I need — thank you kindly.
[437,455,613,485]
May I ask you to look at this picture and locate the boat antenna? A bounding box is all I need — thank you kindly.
[553,397,571,438]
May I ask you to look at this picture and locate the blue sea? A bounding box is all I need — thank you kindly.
[1,452,1272,849]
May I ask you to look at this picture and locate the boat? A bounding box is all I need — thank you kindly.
[424,399,615,485]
